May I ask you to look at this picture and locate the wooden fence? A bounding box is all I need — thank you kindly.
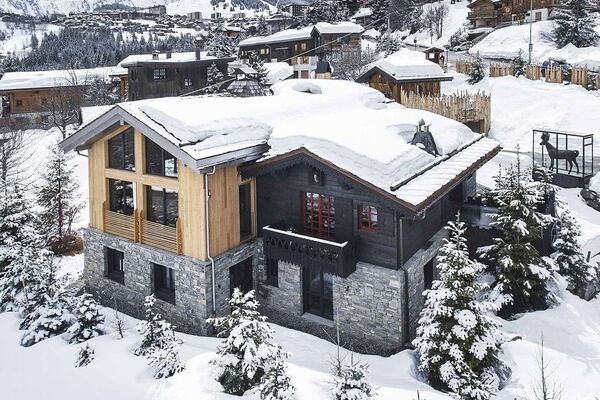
[546,67,564,84]
[455,60,472,75]
[526,65,541,80]
[571,67,588,87]
[400,90,491,134]
[489,63,513,77]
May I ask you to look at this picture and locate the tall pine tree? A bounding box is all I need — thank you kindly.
[552,0,598,48]
[247,51,269,91]
[414,215,505,400]
[370,0,389,33]
[204,62,225,94]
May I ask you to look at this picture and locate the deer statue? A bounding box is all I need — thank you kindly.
[540,132,579,174]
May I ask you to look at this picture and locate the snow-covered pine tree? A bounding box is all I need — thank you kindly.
[148,335,186,379]
[553,209,599,298]
[413,215,505,400]
[204,62,225,94]
[376,33,401,57]
[256,15,268,36]
[332,357,376,400]
[75,343,95,367]
[21,293,75,347]
[250,359,295,400]
[482,155,555,315]
[552,0,598,48]
[512,49,526,78]
[370,0,389,33]
[248,51,269,91]
[85,76,119,106]
[208,289,290,395]
[468,52,486,84]
[67,293,105,344]
[0,242,43,312]
[134,295,174,356]
[36,143,83,255]
[206,30,236,58]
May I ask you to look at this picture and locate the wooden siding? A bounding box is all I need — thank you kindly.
[367,72,441,104]
[4,88,55,114]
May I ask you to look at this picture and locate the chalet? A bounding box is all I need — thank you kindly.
[468,0,562,27]
[350,7,372,27]
[356,48,453,103]
[59,80,500,355]
[187,11,202,20]
[238,22,363,79]
[265,12,295,34]
[0,67,114,126]
[424,46,445,65]
[467,0,503,28]
[118,51,235,101]
[281,0,310,17]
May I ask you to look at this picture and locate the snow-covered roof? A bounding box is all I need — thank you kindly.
[351,7,372,19]
[357,48,452,83]
[238,22,364,47]
[0,67,114,91]
[264,62,294,84]
[118,51,220,67]
[62,79,499,211]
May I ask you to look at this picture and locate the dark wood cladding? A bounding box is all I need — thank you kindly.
[263,225,358,278]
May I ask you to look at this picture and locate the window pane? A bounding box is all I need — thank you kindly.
[146,186,178,227]
[145,138,163,175]
[123,130,135,170]
[105,247,124,283]
[153,263,175,303]
[108,128,135,171]
[108,179,134,215]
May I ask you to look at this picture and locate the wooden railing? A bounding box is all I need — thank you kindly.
[102,202,181,254]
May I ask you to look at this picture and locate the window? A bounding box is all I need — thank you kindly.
[239,182,252,240]
[108,179,134,215]
[15,99,23,107]
[303,192,335,239]
[146,186,178,227]
[265,258,278,287]
[108,128,135,170]
[424,259,434,291]
[358,205,378,231]
[145,137,177,177]
[153,263,175,303]
[184,77,193,87]
[303,266,333,319]
[104,247,124,283]
[41,97,48,105]
[153,68,167,80]
[260,48,269,55]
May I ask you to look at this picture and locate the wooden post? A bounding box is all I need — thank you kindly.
[102,201,107,233]
[176,219,183,255]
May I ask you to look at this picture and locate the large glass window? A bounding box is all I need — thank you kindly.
[108,128,135,171]
[153,263,175,303]
[108,179,134,216]
[145,137,177,177]
[303,266,333,320]
[358,204,378,231]
[146,186,178,227]
[303,192,335,239]
[104,247,124,284]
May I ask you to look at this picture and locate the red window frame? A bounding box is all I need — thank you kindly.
[358,205,378,231]
[303,192,335,239]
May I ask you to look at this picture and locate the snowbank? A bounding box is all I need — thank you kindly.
[365,48,448,80]
[401,0,469,47]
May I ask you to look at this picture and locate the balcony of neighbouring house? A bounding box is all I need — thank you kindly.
[468,11,500,19]
[262,223,359,278]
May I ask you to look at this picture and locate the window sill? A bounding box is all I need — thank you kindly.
[154,290,176,305]
[301,312,334,328]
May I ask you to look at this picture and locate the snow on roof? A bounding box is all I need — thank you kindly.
[264,62,294,84]
[76,79,497,208]
[239,22,364,46]
[118,51,218,67]
[363,48,450,81]
[351,7,372,19]
[0,67,114,91]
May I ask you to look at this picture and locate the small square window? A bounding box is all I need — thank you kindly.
[358,205,378,231]
[153,68,167,80]
[15,99,23,107]
[265,258,278,287]
[105,247,124,284]
[153,263,175,303]
[184,77,193,87]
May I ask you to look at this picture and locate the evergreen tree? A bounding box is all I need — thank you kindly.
[75,343,95,367]
[482,155,555,315]
[468,53,486,84]
[85,77,119,106]
[512,49,526,78]
[256,15,268,36]
[206,30,236,58]
[370,0,389,33]
[552,209,599,298]
[332,358,376,400]
[208,289,290,395]
[36,143,83,254]
[148,336,186,379]
[30,33,39,50]
[204,62,225,94]
[21,294,75,347]
[552,0,598,48]
[251,359,295,400]
[248,51,269,90]
[0,240,45,312]
[376,33,401,57]
[134,295,174,356]
[414,215,505,400]
[67,293,105,344]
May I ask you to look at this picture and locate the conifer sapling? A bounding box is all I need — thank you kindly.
[68,293,105,343]
[75,343,95,367]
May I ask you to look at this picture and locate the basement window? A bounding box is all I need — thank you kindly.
[153,263,175,304]
[105,247,124,284]
[265,257,278,287]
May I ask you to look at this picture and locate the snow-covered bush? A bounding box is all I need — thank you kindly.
[332,358,376,400]
[208,289,291,395]
[512,49,526,78]
[414,215,506,400]
[206,30,236,58]
[552,0,598,48]
[481,155,556,315]
[376,33,401,57]
[204,62,225,94]
[68,293,105,344]
[134,295,172,356]
[468,53,486,84]
[148,336,185,379]
[21,295,75,347]
[248,51,269,91]
[553,209,599,298]
[75,343,95,367]
[250,359,295,400]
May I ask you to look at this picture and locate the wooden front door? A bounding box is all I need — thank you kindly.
[229,257,253,296]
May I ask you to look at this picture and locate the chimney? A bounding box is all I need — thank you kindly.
[166,50,172,59]
[152,50,160,60]
[195,37,203,60]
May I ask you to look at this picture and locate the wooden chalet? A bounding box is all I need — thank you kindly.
[356,48,453,104]
[60,80,500,355]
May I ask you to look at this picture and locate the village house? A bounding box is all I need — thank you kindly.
[238,22,364,79]
[468,0,562,27]
[281,0,311,17]
[356,48,453,103]
[350,7,372,28]
[0,67,114,127]
[59,80,500,355]
[114,50,234,101]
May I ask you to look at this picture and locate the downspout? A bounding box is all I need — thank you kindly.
[204,166,217,313]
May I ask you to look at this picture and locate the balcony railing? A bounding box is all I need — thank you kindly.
[102,202,181,254]
[262,225,358,278]
[468,11,500,19]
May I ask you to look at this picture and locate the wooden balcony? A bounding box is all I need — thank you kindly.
[102,203,182,254]
[262,225,358,278]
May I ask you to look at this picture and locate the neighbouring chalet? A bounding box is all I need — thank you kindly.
[468,0,562,27]
[0,67,113,126]
[112,50,235,101]
[238,22,364,79]
[59,80,500,355]
[350,7,372,28]
[356,48,453,103]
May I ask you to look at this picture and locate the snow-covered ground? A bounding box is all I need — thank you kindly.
[401,0,469,48]
[469,20,600,67]
[0,21,61,57]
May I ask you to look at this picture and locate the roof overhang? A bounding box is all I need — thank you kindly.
[356,66,452,84]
